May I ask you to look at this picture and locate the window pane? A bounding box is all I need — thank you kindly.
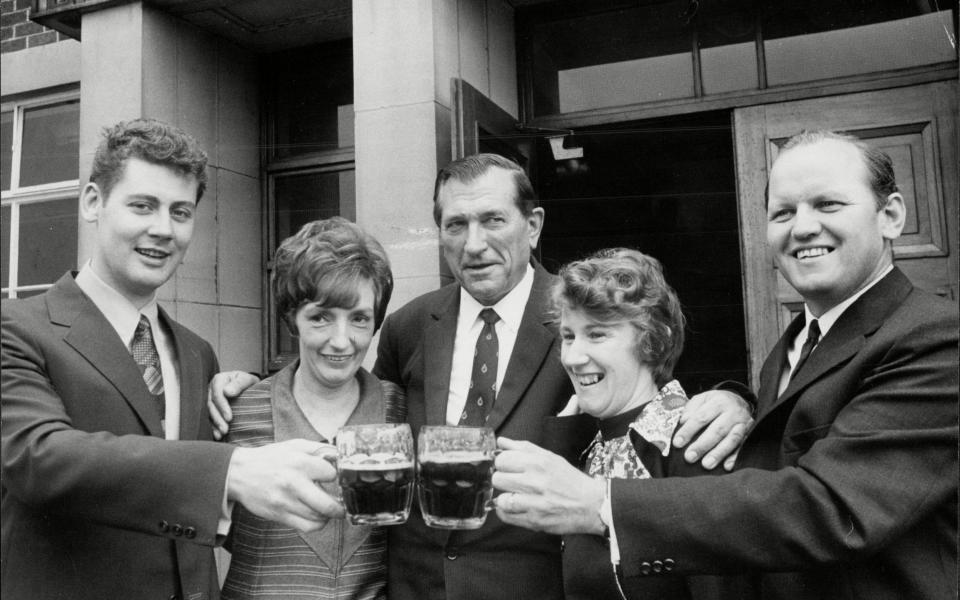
[19,100,80,187]
[526,2,695,116]
[1,204,10,287]
[272,168,355,357]
[700,8,758,94]
[267,42,354,159]
[1,112,12,191]
[18,198,78,285]
[274,170,351,244]
[764,3,956,87]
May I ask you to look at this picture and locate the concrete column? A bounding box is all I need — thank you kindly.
[353,0,444,313]
[78,2,262,372]
[352,0,517,315]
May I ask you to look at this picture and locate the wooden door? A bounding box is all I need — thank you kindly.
[734,81,958,387]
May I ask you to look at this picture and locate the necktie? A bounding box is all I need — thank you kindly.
[461,308,500,426]
[790,319,820,381]
[131,315,165,401]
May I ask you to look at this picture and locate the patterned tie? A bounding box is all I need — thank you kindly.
[131,315,165,400]
[461,308,500,426]
[790,319,820,381]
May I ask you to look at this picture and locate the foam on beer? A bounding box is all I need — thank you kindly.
[339,452,414,469]
[418,450,491,464]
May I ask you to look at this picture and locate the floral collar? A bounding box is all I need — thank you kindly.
[585,379,687,480]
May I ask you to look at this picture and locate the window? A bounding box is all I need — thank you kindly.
[262,41,355,371]
[1,92,80,299]
[519,0,956,118]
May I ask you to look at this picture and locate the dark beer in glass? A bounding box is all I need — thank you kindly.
[337,423,414,525]
[417,426,496,529]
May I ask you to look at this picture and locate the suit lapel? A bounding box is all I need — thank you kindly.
[49,274,165,437]
[755,316,803,421]
[759,268,913,419]
[163,308,204,441]
[423,287,459,426]
[486,264,557,433]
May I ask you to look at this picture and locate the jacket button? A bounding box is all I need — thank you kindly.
[184,526,197,539]
[639,561,652,576]
[158,520,170,533]
[652,560,663,573]
[445,547,458,560]
[664,558,675,572]
[172,524,183,536]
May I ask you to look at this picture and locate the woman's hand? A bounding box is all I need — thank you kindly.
[492,437,605,536]
[207,371,261,440]
[673,390,754,471]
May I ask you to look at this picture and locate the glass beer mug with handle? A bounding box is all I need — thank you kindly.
[417,425,497,530]
[336,423,415,525]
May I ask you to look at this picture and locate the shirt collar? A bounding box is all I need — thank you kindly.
[75,262,160,346]
[458,264,535,333]
[803,264,893,338]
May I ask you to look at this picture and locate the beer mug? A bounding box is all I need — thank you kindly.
[336,423,415,525]
[417,425,496,530]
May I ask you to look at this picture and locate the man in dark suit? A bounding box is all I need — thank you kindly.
[373,153,755,600]
[492,132,958,600]
[1,119,344,600]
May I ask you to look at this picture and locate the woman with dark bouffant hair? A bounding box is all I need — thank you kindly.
[221,217,401,600]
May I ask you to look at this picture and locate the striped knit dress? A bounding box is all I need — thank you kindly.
[221,362,405,600]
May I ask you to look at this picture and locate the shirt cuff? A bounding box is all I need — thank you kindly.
[599,478,620,565]
[217,465,234,541]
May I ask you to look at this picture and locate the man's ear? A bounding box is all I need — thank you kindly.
[80,183,102,223]
[527,207,545,249]
[879,192,906,242]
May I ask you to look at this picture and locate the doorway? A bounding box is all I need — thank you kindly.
[534,110,748,393]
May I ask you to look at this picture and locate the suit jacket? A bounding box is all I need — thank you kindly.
[608,268,958,600]
[221,364,404,600]
[373,262,573,600]
[1,272,235,600]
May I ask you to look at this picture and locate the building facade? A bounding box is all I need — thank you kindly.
[2,0,957,388]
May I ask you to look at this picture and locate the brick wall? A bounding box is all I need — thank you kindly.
[1,0,70,54]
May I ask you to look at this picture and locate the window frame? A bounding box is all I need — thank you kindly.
[516,2,959,125]
[263,151,356,373]
[1,90,81,299]
[259,40,357,373]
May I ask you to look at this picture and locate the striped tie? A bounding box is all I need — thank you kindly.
[131,315,165,399]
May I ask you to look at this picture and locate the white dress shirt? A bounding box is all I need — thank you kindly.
[75,264,181,440]
[445,264,535,425]
[777,264,894,397]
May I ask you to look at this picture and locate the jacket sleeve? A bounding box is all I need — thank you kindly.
[372,312,402,386]
[1,303,235,547]
[610,306,958,578]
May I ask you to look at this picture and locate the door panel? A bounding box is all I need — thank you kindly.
[734,81,958,387]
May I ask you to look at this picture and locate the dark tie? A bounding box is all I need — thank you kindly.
[790,319,821,381]
[131,315,165,401]
[461,308,500,426]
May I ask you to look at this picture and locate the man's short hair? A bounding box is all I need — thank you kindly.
[432,153,537,225]
[769,130,899,209]
[552,248,685,387]
[89,118,209,202]
[273,217,394,334]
